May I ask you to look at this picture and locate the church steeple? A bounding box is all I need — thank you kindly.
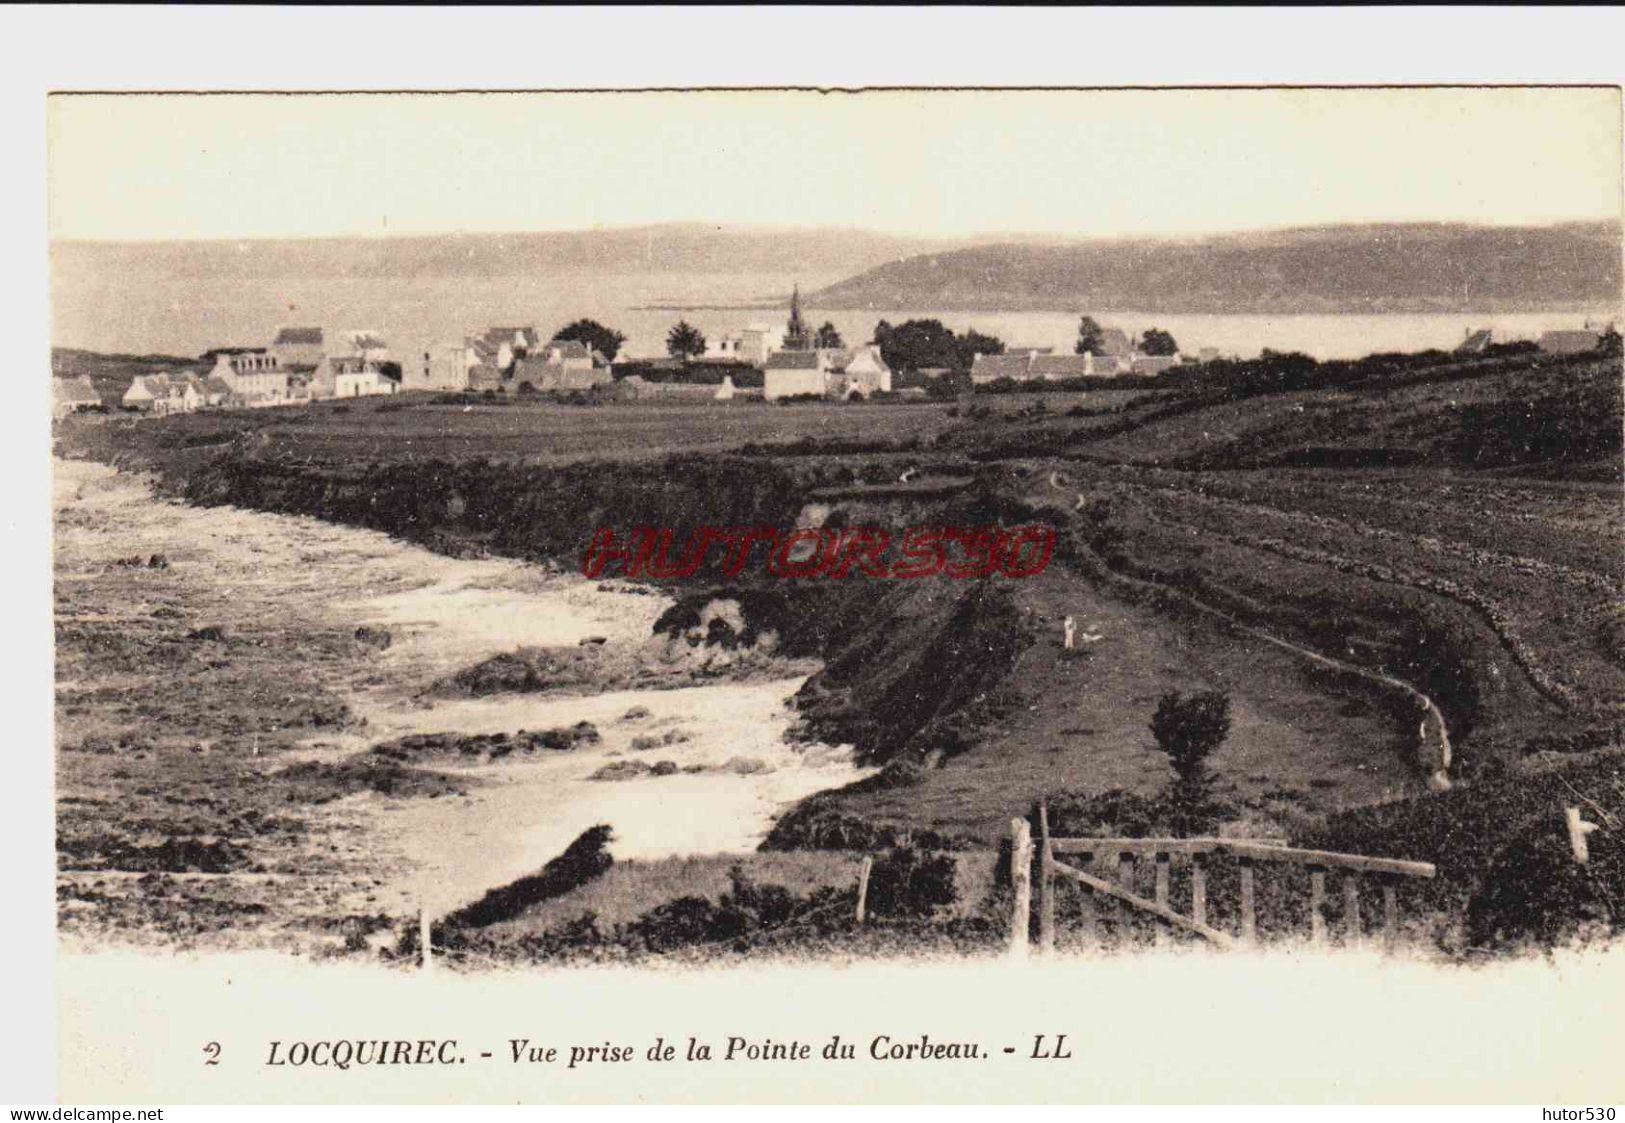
[784,283,811,351]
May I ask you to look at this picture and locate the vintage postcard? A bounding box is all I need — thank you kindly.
[39,79,1625,1106]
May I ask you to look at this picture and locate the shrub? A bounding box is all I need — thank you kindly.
[616,866,856,954]
[865,846,957,918]
[1149,690,1232,833]
[1465,825,1622,954]
[441,825,614,929]
[622,895,737,952]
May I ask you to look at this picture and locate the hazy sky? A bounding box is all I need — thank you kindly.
[48,88,1622,242]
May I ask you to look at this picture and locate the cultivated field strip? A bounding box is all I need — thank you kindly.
[1122,478,1619,595]
[1092,476,1623,714]
[1147,471,1619,581]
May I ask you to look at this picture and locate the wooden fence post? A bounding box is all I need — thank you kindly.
[1309,867,1328,946]
[1342,874,1362,945]
[1381,881,1399,952]
[1566,806,1599,864]
[1115,852,1133,941]
[1037,802,1055,955]
[1238,858,1257,945]
[420,905,433,974]
[1077,853,1097,942]
[855,856,873,925]
[1190,855,1208,928]
[1009,818,1032,959]
[1153,853,1171,947]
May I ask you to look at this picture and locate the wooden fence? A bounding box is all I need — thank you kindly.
[1009,802,1436,956]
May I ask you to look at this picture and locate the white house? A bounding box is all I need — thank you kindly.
[171,375,204,414]
[53,376,101,418]
[407,342,475,392]
[122,374,165,412]
[209,349,289,402]
[704,333,750,362]
[335,364,394,398]
[763,350,828,400]
[124,372,206,415]
[739,324,784,367]
[311,354,396,399]
[838,345,893,397]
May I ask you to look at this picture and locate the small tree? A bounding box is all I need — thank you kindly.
[813,322,844,349]
[1149,690,1231,831]
[666,320,706,362]
[1139,328,1179,357]
[1075,316,1105,356]
[553,319,627,362]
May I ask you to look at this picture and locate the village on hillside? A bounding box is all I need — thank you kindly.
[49,284,1619,421]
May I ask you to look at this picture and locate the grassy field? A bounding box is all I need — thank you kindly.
[66,392,968,466]
[796,561,1418,844]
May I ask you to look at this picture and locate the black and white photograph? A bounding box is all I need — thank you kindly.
[12,9,1625,1109]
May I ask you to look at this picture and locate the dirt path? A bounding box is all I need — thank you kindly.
[1046,471,1453,789]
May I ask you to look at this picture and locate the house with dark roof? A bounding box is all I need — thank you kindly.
[271,326,325,369]
[970,353,1035,384]
[467,362,504,393]
[513,350,612,393]
[1456,328,1494,354]
[1130,355,1180,376]
[199,376,234,408]
[1031,354,1100,379]
[469,327,541,374]
[1073,327,1136,374]
[1538,329,1602,355]
[540,338,594,364]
